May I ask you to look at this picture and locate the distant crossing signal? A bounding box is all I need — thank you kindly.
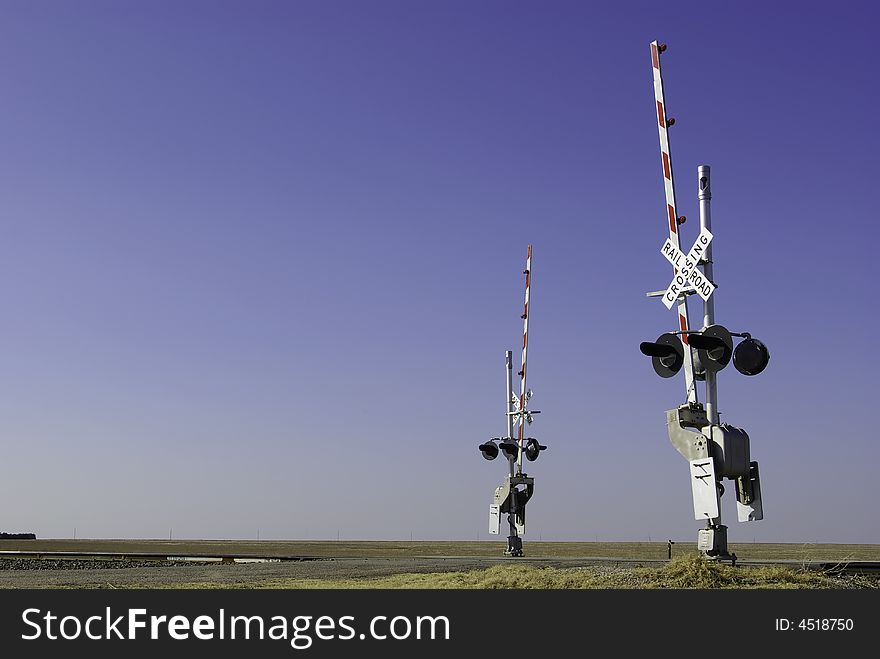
[478,246,545,557]
[479,440,499,461]
[499,441,520,460]
[523,438,546,462]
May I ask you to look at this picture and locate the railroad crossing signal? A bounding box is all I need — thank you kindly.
[644,40,768,562]
[477,246,546,557]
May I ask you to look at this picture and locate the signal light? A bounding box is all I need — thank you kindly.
[499,441,519,459]
[523,438,546,462]
[689,324,733,376]
[733,337,770,376]
[640,333,684,378]
[478,441,499,461]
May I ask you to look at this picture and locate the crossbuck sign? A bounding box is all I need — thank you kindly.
[660,227,715,309]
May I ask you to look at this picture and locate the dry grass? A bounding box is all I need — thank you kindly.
[640,555,845,589]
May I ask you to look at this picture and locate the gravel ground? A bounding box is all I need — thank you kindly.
[0,559,211,571]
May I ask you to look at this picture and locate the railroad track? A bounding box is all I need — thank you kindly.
[0,550,321,564]
[2,550,878,575]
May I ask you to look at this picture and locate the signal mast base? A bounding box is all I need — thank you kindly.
[504,535,524,557]
[698,524,737,564]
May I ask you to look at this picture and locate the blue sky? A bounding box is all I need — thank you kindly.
[0,0,877,543]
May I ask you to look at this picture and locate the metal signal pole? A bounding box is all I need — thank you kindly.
[505,350,515,471]
[698,165,718,425]
[505,349,518,543]
[697,163,728,555]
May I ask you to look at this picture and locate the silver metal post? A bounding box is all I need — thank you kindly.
[698,164,729,558]
[505,351,515,478]
[698,165,718,424]
[505,350,518,539]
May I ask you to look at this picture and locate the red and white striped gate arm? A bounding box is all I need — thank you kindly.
[516,245,532,469]
[651,40,698,404]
